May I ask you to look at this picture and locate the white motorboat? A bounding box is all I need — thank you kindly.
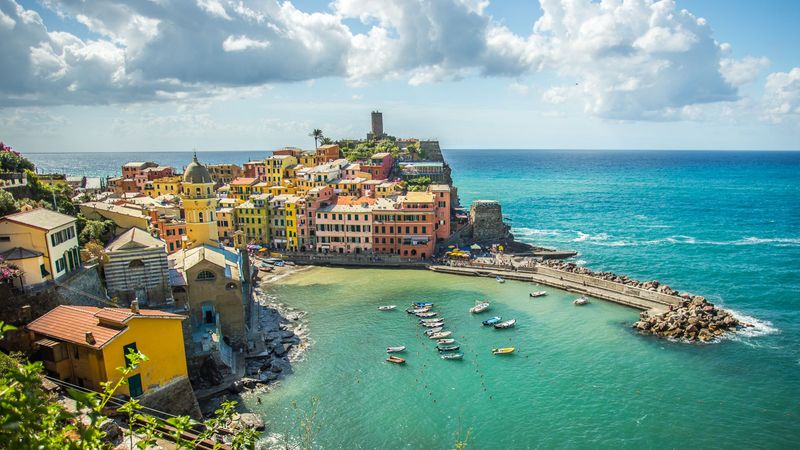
[573,296,589,306]
[529,291,547,298]
[469,301,490,314]
[428,331,452,340]
[378,305,396,311]
[386,346,406,353]
[496,276,505,283]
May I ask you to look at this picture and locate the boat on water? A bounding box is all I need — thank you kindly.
[470,301,490,314]
[429,331,452,340]
[421,321,444,328]
[424,327,444,335]
[437,345,460,352]
[573,296,589,306]
[530,291,547,298]
[494,319,516,329]
[386,355,406,364]
[496,276,505,283]
[408,305,431,313]
[378,305,396,311]
[441,353,464,360]
[482,316,502,326]
[492,347,515,355]
[419,317,443,323]
[416,311,438,318]
[437,338,455,345]
[386,346,406,353]
[412,301,434,307]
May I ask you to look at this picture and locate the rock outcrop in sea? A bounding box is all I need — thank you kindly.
[632,297,748,342]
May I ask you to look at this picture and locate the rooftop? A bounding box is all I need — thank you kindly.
[231,177,258,186]
[1,208,77,231]
[106,227,165,252]
[403,192,434,203]
[0,247,43,260]
[80,202,149,219]
[27,305,184,350]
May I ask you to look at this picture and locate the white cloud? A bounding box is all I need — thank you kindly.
[762,67,800,123]
[196,0,231,20]
[222,35,270,52]
[720,56,770,87]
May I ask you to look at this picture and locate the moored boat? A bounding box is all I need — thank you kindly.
[441,353,464,360]
[529,291,547,298]
[573,296,589,306]
[437,338,455,345]
[411,301,434,308]
[491,347,515,355]
[424,327,443,335]
[386,355,406,364]
[378,305,396,311]
[429,331,452,340]
[482,316,502,326]
[386,346,406,353]
[496,276,505,283]
[419,317,443,323]
[421,321,444,328]
[437,345,460,352]
[469,301,490,314]
[416,311,437,318]
[494,319,516,329]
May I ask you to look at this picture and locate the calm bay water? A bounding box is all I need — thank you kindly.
[25,149,800,448]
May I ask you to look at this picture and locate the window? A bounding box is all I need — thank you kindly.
[129,260,144,269]
[0,236,9,242]
[122,342,138,368]
[225,282,238,290]
[196,270,216,281]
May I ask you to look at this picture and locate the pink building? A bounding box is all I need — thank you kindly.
[430,184,451,242]
[304,186,335,251]
[314,196,375,254]
[361,152,393,180]
[243,161,267,182]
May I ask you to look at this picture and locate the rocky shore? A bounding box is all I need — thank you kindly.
[632,297,751,342]
[538,259,751,342]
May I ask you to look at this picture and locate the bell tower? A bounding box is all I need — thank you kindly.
[181,153,219,249]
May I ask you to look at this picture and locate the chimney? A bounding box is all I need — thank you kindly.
[131,299,140,314]
[85,332,95,345]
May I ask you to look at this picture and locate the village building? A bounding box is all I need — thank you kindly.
[104,227,171,307]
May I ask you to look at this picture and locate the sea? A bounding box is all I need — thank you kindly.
[26,150,800,448]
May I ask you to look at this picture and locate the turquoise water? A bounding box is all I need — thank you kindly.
[25,149,800,447]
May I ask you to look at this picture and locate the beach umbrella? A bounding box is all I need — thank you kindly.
[447,245,456,249]
[258,248,268,252]
[470,244,482,251]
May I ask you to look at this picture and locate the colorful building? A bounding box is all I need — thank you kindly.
[234,194,270,244]
[104,227,171,307]
[180,155,219,249]
[144,176,182,198]
[27,305,188,398]
[243,160,267,182]
[207,163,242,185]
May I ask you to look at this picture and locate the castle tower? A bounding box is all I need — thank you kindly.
[181,154,219,249]
[370,111,384,140]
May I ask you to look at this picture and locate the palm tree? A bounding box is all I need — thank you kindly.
[310,129,323,149]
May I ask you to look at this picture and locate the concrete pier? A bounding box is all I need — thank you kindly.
[429,264,681,312]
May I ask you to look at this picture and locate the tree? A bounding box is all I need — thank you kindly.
[0,143,35,173]
[0,190,17,216]
[320,137,333,145]
[309,129,323,149]
[78,218,116,245]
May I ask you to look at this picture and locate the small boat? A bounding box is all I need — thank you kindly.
[491,347,515,355]
[412,301,434,308]
[421,321,444,328]
[529,291,547,298]
[437,338,455,345]
[386,346,406,353]
[408,306,431,314]
[386,356,406,364]
[416,312,437,318]
[573,296,589,306]
[482,316,502,326]
[441,353,464,360]
[419,317,443,323]
[494,319,516,329]
[437,345,460,352]
[258,266,274,272]
[469,301,490,314]
[424,327,444,335]
[378,305,396,311]
[496,276,505,283]
[429,331,452,340]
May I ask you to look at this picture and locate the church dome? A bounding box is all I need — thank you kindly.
[183,154,212,184]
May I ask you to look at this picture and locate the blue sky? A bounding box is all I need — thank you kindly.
[1,0,798,152]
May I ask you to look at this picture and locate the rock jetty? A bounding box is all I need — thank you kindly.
[539,259,683,297]
[632,297,749,342]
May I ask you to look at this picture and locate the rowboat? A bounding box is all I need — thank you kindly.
[529,291,547,298]
[421,321,444,328]
[482,316,501,326]
[437,344,460,352]
[424,327,443,335]
[386,356,406,364]
[494,319,516,329]
[573,296,589,306]
[491,347,515,355]
[386,346,406,353]
[428,331,452,340]
[419,317,443,323]
[496,276,505,283]
[412,302,434,308]
[440,353,463,360]
[437,338,455,345]
[469,301,490,314]
[408,306,431,314]
[416,312,437,318]
[378,305,396,311]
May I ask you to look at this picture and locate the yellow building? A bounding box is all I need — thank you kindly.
[216,207,236,244]
[28,305,188,398]
[234,194,270,244]
[229,177,258,203]
[144,176,182,198]
[180,155,218,249]
[265,155,298,185]
[285,196,300,251]
[79,202,152,234]
[298,152,316,167]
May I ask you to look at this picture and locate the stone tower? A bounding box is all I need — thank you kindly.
[181,154,219,249]
[469,200,511,243]
[370,111,384,139]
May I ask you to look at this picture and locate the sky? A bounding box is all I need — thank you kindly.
[0,0,798,152]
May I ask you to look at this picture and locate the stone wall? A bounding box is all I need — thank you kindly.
[469,200,510,244]
[138,376,202,419]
